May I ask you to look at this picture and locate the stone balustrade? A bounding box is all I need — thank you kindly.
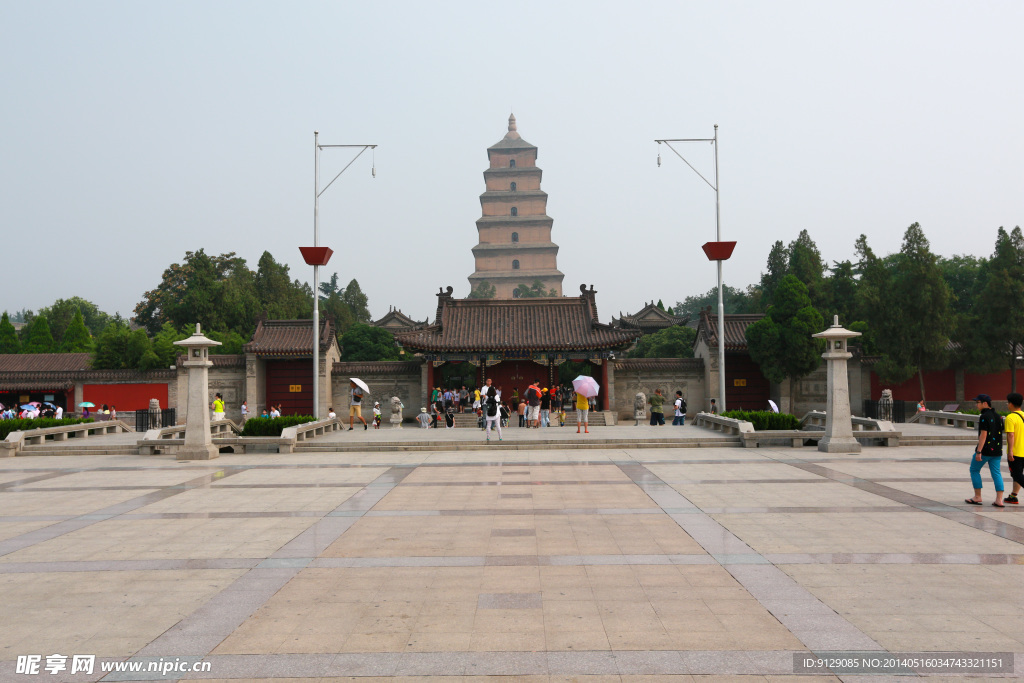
[1,420,134,457]
[692,412,754,436]
[910,410,978,429]
[139,417,339,456]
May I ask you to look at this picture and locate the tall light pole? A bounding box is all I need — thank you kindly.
[656,126,733,413]
[302,132,376,419]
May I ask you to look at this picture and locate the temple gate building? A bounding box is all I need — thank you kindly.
[468,115,564,298]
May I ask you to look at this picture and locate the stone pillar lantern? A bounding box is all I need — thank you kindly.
[173,324,222,460]
[812,316,862,453]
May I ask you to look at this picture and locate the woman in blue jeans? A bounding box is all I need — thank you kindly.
[966,394,1004,507]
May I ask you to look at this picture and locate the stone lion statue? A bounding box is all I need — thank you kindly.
[390,396,404,428]
[634,392,647,425]
[879,388,893,422]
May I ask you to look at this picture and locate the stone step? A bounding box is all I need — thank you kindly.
[295,437,741,453]
[17,446,139,456]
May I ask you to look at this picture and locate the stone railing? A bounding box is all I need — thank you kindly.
[142,419,240,441]
[802,411,894,432]
[139,417,339,456]
[692,412,754,436]
[908,410,978,429]
[1,420,134,457]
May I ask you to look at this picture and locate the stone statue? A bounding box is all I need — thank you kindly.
[390,396,404,428]
[634,392,647,426]
[148,398,162,429]
[879,388,893,422]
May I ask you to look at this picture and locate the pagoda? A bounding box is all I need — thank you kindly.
[468,114,564,298]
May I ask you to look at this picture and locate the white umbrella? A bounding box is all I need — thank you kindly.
[572,375,601,398]
[349,378,370,394]
[768,400,779,413]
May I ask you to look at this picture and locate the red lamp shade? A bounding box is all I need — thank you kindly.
[701,241,737,261]
[299,246,334,266]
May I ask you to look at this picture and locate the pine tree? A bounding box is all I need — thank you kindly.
[59,309,93,352]
[0,312,20,354]
[746,275,824,388]
[22,314,56,353]
[968,227,1024,391]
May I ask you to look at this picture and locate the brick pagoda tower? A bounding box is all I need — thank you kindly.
[468,114,564,298]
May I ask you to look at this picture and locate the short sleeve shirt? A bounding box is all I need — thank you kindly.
[351,388,363,405]
[576,393,590,410]
[527,386,541,407]
[1005,411,1024,459]
[978,408,1003,457]
[650,394,664,412]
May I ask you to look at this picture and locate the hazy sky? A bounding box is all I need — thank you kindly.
[2,1,1021,324]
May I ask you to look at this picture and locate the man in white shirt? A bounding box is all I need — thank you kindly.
[55,405,63,419]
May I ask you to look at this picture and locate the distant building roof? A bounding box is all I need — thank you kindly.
[371,307,428,332]
[175,353,246,368]
[0,353,92,373]
[0,352,174,387]
[243,319,337,357]
[332,361,422,375]
[613,302,689,333]
[615,358,704,373]
[393,285,640,354]
[487,113,537,151]
[694,309,765,352]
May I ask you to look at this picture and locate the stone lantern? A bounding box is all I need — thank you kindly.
[173,324,222,460]
[812,316,862,453]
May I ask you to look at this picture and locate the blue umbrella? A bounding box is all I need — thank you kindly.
[78,402,96,408]
[21,404,37,410]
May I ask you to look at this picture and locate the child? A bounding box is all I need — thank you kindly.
[444,406,455,429]
[500,402,510,428]
[558,408,566,427]
[373,401,382,429]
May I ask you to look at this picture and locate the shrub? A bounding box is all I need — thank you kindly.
[240,415,315,437]
[722,410,800,431]
[0,418,95,440]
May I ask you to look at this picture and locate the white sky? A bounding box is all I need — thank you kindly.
[2,0,1021,324]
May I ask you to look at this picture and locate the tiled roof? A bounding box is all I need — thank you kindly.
[0,353,92,372]
[0,381,74,391]
[176,354,246,368]
[695,310,765,351]
[393,286,640,353]
[615,358,704,372]
[371,308,427,331]
[614,303,689,330]
[244,319,336,357]
[332,361,422,375]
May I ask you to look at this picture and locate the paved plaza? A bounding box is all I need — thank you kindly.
[1,426,1021,681]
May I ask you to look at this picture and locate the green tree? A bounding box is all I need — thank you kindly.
[940,254,985,317]
[673,285,757,319]
[828,260,858,326]
[745,275,824,401]
[340,323,401,362]
[0,312,21,354]
[626,325,697,358]
[93,321,132,369]
[787,230,826,310]
[341,279,371,323]
[59,309,93,352]
[39,297,111,341]
[152,323,185,368]
[757,240,789,310]
[965,227,1024,391]
[207,329,247,355]
[515,280,558,298]
[22,314,56,353]
[467,281,496,299]
[125,329,154,369]
[255,251,312,321]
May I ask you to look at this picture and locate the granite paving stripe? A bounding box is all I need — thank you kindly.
[0,468,248,557]
[0,470,79,489]
[788,461,1024,546]
[651,478,834,485]
[0,558,260,573]
[762,551,1024,564]
[699,505,911,514]
[119,511,329,519]
[5,486,176,492]
[618,461,887,653]
[477,591,542,608]
[491,528,536,536]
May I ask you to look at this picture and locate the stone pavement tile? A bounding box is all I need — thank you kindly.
[0,489,159,517]
[134,486,359,514]
[0,569,245,658]
[18,469,202,489]
[0,519,60,542]
[672,482,899,510]
[711,511,1024,555]
[212,466,391,486]
[823,460,968,480]
[546,650,619,674]
[646,463,824,483]
[0,516,319,562]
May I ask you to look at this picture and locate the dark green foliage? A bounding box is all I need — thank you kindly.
[0,418,95,440]
[745,275,824,385]
[59,309,93,352]
[153,323,185,368]
[626,326,697,359]
[828,260,858,325]
[92,321,132,369]
[341,323,401,362]
[722,410,801,431]
[207,329,247,355]
[0,312,20,354]
[940,254,985,317]
[515,280,558,298]
[341,279,371,324]
[39,297,112,340]
[673,285,758,319]
[240,415,315,437]
[467,281,496,299]
[758,240,789,309]
[22,315,55,353]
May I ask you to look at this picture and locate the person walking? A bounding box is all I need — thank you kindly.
[517,399,527,427]
[575,390,590,434]
[649,389,665,425]
[540,388,551,427]
[525,380,542,428]
[349,381,368,431]
[240,400,248,423]
[1003,392,1024,504]
[211,394,225,422]
[416,407,431,428]
[459,386,469,413]
[672,391,687,426]
[966,393,1004,507]
[481,378,502,441]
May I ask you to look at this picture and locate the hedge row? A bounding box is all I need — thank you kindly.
[240,415,315,437]
[0,417,95,440]
[721,410,801,431]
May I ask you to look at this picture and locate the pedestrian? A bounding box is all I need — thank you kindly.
[473,386,481,412]
[673,391,687,426]
[649,389,665,425]
[55,404,63,420]
[416,407,431,428]
[500,401,511,428]
[452,388,461,413]
[966,394,1004,507]
[575,390,590,434]
[1003,393,1024,504]
[459,386,469,413]
[557,407,566,427]
[524,380,542,428]
[261,409,269,418]
[917,398,927,413]
[517,399,526,427]
[241,400,248,422]
[432,398,443,429]
[349,381,368,431]
[110,405,117,422]
[373,401,382,429]
[540,388,551,427]
[211,394,225,422]
[709,398,718,414]
[480,377,502,441]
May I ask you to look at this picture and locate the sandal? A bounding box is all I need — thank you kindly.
[993,502,1005,508]
[965,499,982,505]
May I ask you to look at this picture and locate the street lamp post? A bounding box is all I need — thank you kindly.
[656,126,731,413]
[304,132,376,419]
